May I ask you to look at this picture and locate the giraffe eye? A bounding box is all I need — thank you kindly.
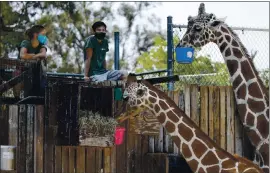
[136,89,144,97]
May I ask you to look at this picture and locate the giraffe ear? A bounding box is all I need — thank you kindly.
[217,16,227,22]
[188,15,192,21]
[210,21,220,27]
[209,16,226,27]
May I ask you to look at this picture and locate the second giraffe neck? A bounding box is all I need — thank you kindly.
[215,24,268,103]
[214,24,269,172]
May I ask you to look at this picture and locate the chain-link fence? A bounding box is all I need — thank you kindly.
[171,23,269,89]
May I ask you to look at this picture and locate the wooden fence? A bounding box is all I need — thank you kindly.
[0,84,254,173]
[54,146,113,173]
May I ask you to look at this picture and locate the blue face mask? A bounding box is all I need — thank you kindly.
[37,34,48,45]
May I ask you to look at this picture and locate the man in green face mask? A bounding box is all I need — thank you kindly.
[83,21,128,82]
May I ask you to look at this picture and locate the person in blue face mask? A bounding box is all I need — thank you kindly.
[13,25,48,98]
[18,25,48,60]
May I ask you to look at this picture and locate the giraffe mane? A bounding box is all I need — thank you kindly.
[141,80,239,161]
[222,24,269,101]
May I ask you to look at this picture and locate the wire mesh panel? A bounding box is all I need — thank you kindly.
[172,25,269,88]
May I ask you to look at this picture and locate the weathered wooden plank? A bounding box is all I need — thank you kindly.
[7,105,18,173]
[184,85,191,118]
[144,153,168,173]
[69,147,75,173]
[220,87,226,150]
[116,114,127,173]
[157,126,163,152]
[127,121,135,173]
[200,86,208,135]
[79,137,114,147]
[110,146,116,173]
[54,146,62,173]
[44,85,58,173]
[0,105,9,145]
[148,136,154,153]
[135,135,142,173]
[61,146,69,173]
[85,147,96,173]
[17,105,26,173]
[8,105,18,145]
[104,148,111,173]
[226,87,235,154]
[235,114,243,156]
[154,135,159,153]
[208,86,214,139]
[26,105,34,173]
[141,135,149,173]
[190,85,199,125]
[213,87,220,145]
[95,148,102,173]
[76,147,85,173]
[34,105,44,173]
[179,90,185,111]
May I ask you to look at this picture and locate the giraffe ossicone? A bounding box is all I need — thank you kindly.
[176,3,269,172]
[123,80,263,173]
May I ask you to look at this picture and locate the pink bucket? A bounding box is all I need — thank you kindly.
[114,127,126,145]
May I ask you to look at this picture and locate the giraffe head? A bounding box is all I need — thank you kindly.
[123,81,150,109]
[177,3,226,48]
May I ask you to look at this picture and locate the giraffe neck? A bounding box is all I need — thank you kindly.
[144,85,242,172]
[214,24,269,171]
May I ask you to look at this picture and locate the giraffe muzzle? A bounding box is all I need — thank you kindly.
[122,91,129,101]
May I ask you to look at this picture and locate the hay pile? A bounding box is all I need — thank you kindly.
[78,110,118,140]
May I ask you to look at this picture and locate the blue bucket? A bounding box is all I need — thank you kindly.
[175,47,195,64]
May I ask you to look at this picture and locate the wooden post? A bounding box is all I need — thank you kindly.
[219,87,226,150]
[200,86,209,135]
[26,105,34,173]
[226,86,235,154]
[34,105,44,173]
[8,105,18,173]
[190,85,199,125]
[0,105,9,145]
[44,84,58,173]
[18,105,27,173]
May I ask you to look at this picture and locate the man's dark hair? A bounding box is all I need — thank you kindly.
[25,25,45,40]
[92,21,107,32]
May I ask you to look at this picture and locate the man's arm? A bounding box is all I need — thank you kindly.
[20,47,36,60]
[103,60,106,69]
[33,48,47,60]
[84,48,93,78]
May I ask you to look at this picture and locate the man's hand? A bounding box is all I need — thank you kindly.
[84,76,90,82]
[32,54,40,60]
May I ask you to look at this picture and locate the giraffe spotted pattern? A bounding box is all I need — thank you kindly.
[123,81,263,173]
[176,3,269,172]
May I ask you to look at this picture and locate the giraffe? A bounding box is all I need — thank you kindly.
[122,80,263,173]
[176,3,269,172]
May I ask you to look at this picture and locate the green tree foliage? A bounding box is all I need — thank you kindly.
[0,2,161,73]
[136,35,231,86]
[260,69,269,90]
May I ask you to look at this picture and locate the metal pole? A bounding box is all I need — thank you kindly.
[167,16,174,91]
[114,32,120,70]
